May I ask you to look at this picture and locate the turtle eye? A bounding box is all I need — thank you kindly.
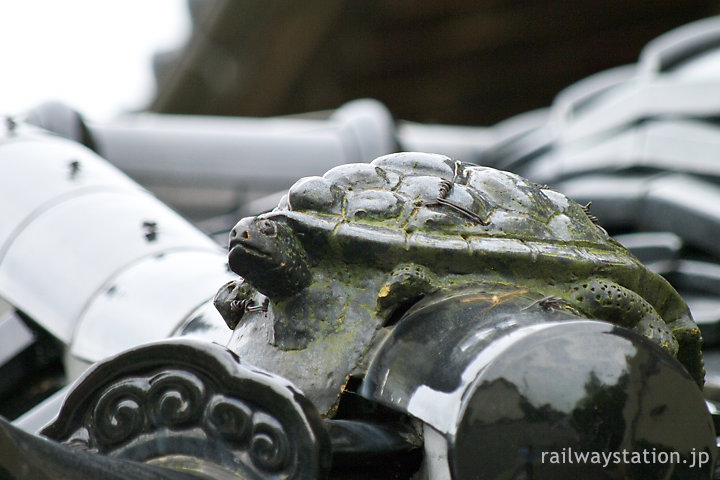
[258,220,277,236]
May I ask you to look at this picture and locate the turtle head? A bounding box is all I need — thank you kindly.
[228,216,311,299]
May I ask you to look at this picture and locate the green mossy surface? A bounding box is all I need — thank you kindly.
[224,154,704,414]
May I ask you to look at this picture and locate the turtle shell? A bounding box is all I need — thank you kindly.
[269,152,625,270]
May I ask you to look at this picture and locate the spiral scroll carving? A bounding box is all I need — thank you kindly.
[88,370,296,474]
[91,372,205,448]
[148,371,204,427]
[44,340,330,479]
[249,412,291,472]
[205,395,252,444]
[93,380,147,447]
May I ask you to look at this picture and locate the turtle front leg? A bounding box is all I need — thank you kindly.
[568,279,679,357]
[213,279,258,329]
[376,263,439,323]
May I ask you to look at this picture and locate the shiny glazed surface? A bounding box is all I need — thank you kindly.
[361,289,715,479]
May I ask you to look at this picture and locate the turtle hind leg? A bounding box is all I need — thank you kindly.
[668,316,704,388]
[568,279,679,357]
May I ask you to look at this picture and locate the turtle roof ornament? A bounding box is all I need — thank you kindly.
[216,152,703,412]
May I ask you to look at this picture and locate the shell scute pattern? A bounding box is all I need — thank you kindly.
[405,207,463,234]
[546,213,607,244]
[345,189,403,221]
[287,176,340,214]
[393,175,447,203]
[322,163,399,190]
[466,167,555,217]
[445,185,493,219]
[284,152,586,242]
[371,151,455,179]
[486,210,558,241]
[540,188,571,209]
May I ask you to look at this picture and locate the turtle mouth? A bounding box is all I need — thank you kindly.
[229,240,272,260]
